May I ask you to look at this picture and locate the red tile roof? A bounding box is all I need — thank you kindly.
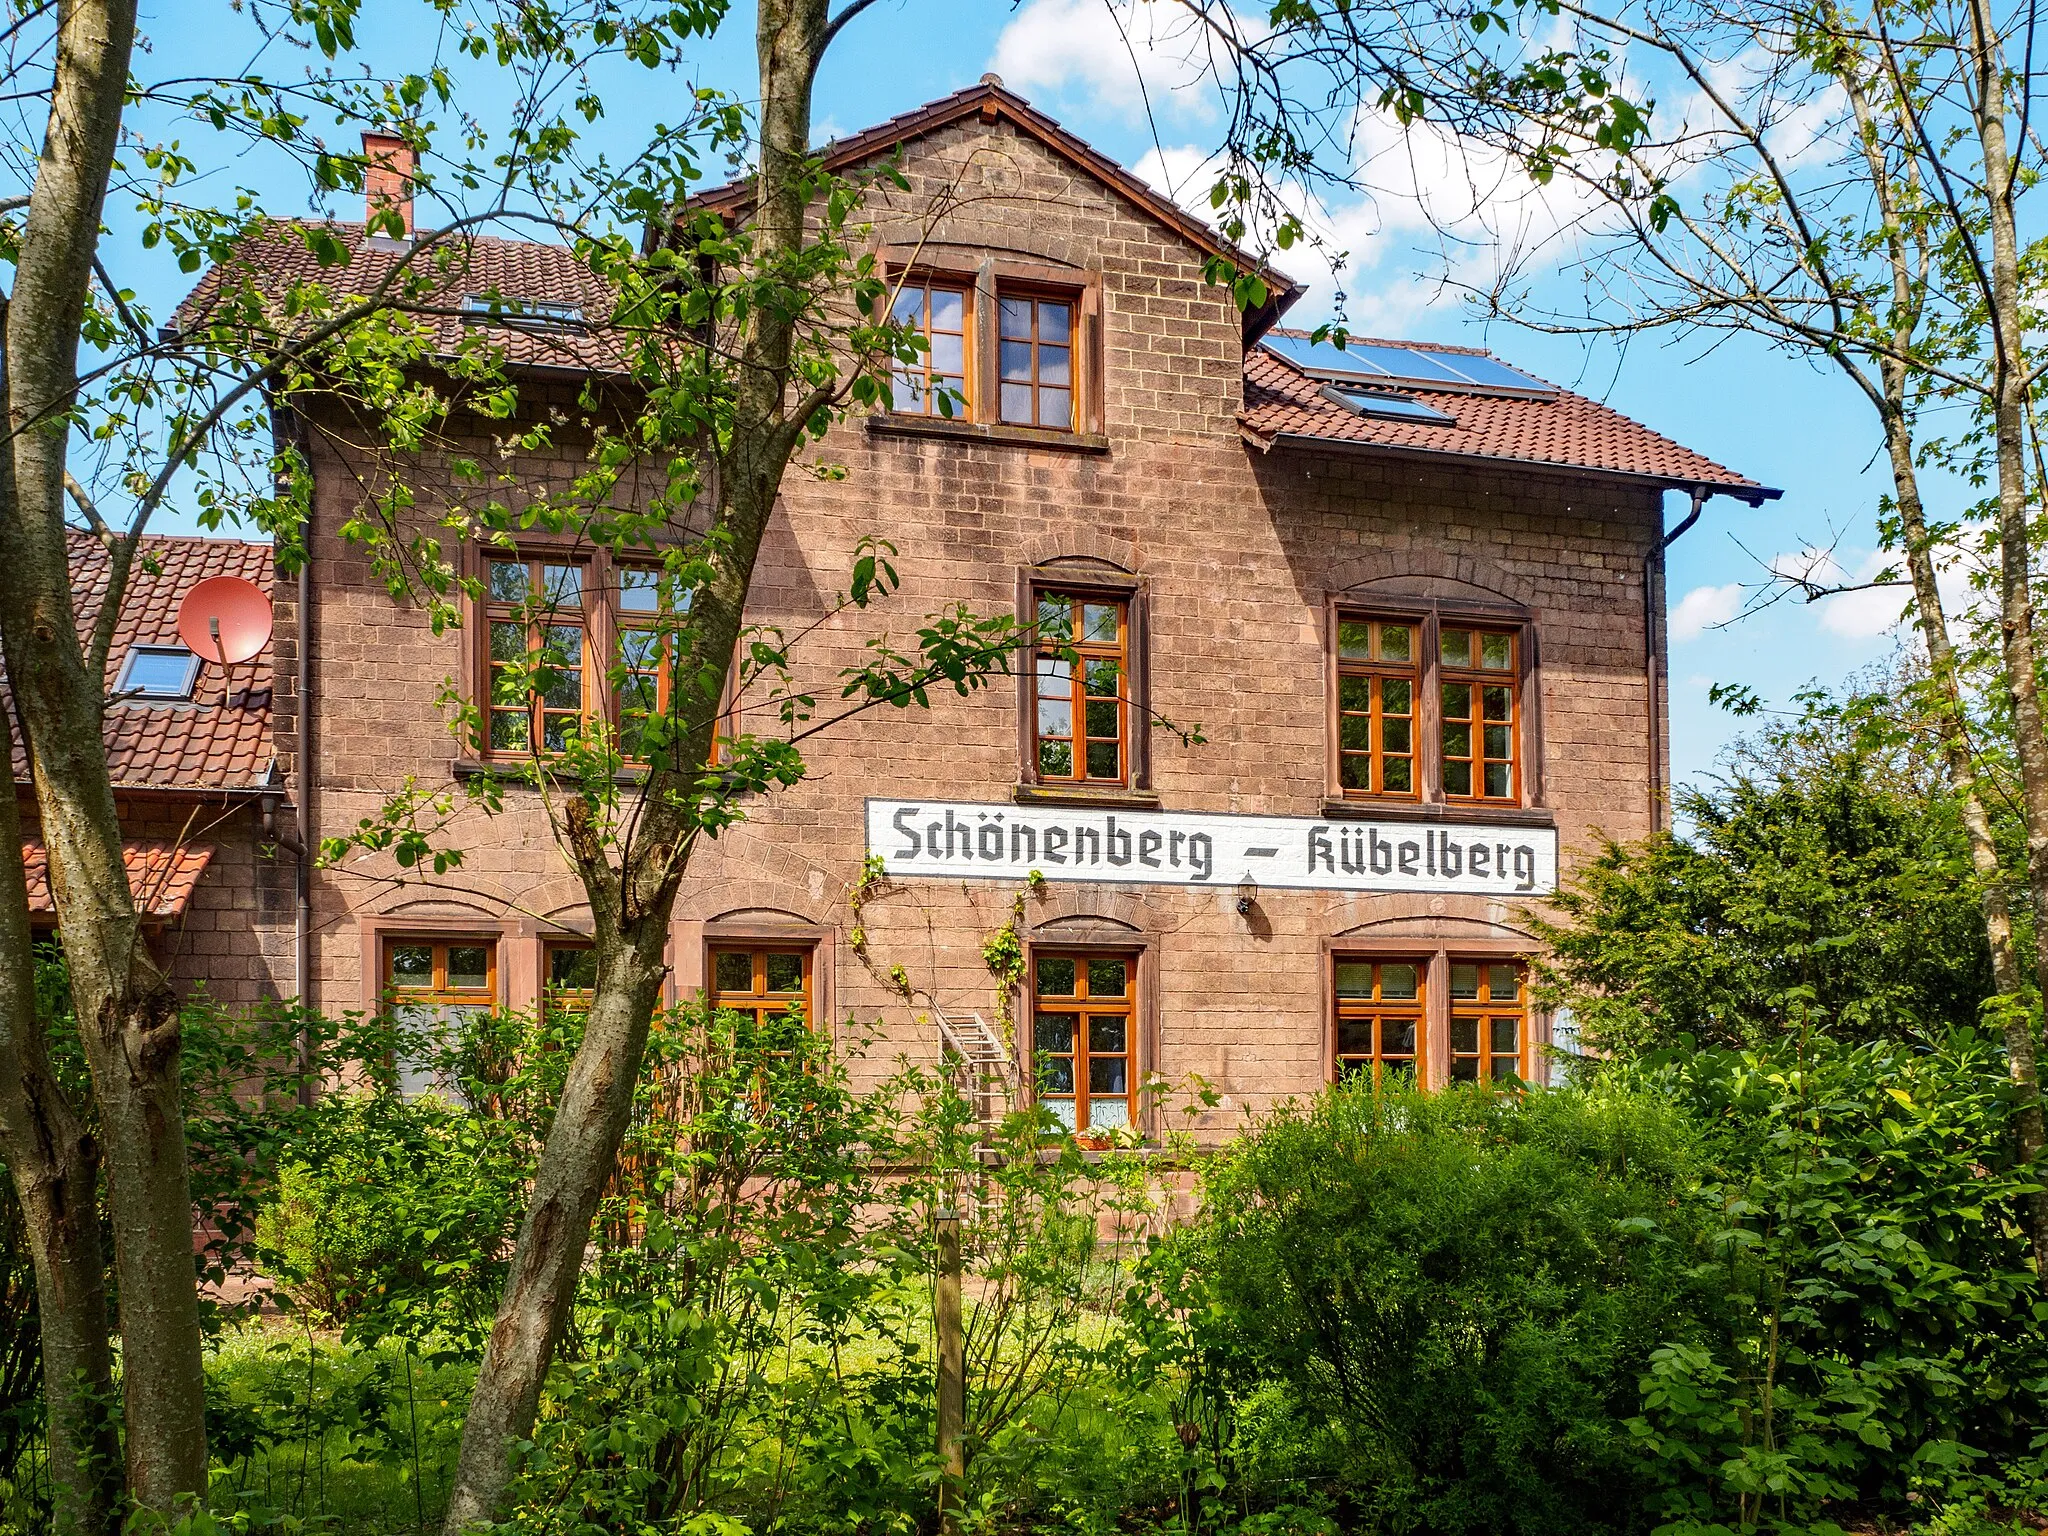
[1242,334,1775,502]
[8,533,277,793]
[170,222,624,374]
[21,838,217,919]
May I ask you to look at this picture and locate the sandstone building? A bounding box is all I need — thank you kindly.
[44,82,1776,1135]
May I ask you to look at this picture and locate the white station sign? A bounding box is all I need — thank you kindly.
[866,799,1557,898]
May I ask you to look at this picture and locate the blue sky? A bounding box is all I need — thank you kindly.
[120,0,1933,791]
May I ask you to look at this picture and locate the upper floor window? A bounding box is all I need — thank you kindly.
[1333,606,1529,808]
[890,281,970,417]
[998,295,1074,429]
[1033,591,1128,785]
[486,557,588,754]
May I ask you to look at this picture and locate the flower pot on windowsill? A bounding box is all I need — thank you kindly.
[1073,1131,1114,1151]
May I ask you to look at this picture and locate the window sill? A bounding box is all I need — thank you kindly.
[453,758,650,787]
[866,414,1110,454]
[1013,783,1161,810]
[1320,797,1554,828]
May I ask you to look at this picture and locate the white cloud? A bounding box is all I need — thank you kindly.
[991,0,1234,125]
[1672,582,1745,641]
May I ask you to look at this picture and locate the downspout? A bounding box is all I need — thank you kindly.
[269,400,316,1099]
[1645,485,1711,834]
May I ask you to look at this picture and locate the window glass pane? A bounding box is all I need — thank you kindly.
[1384,718,1412,755]
[1036,957,1077,996]
[1487,963,1521,999]
[390,945,433,987]
[1380,624,1412,662]
[1383,677,1412,714]
[1089,1097,1130,1130]
[930,332,965,375]
[491,621,527,664]
[765,953,804,993]
[1338,675,1371,713]
[1443,682,1471,721]
[622,630,661,668]
[1085,741,1120,778]
[447,946,489,990]
[1000,340,1033,382]
[1382,1019,1416,1055]
[1337,619,1372,660]
[1088,1014,1127,1054]
[1484,763,1512,798]
[1337,1019,1373,1054]
[1451,1018,1479,1053]
[542,716,574,751]
[1444,761,1473,796]
[1340,755,1371,790]
[714,951,754,993]
[930,287,964,331]
[1037,301,1072,343]
[1000,382,1033,422]
[1089,1056,1129,1097]
[891,284,926,324]
[1081,603,1119,642]
[1441,628,1472,666]
[1481,632,1513,670]
[1040,1057,1075,1095]
[1334,961,1373,998]
[1039,740,1074,777]
[999,297,1032,339]
[1381,963,1419,1000]
[1384,758,1412,792]
[1083,658,1119,696]
[1088,957,1128,996]
[549,946,598,990]
[489,561,527,600]
[490,710,530,751]
[1038,698,1072,738]
[1450,962,1480,999]
[1040,389,1072,430]
[121,648,198,698]
[1085,699,1119,739]
[1037,596,1073,638]
[1490,1056,1518,1081]
[1483,725,1513,760]
[1039,347,1071,388]
[1037,657,1072,692]
[1035,1012,1076,1051]
[1483,686,1513,723]
[542,564,581,603]
[1492,1016,1519,1053]
[1340,714,1372,751]
[1450,1058,1478,1082]
[1443,723,1471,759]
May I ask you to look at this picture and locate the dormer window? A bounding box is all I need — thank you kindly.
[116,645,200,702]
[462,293,585,331]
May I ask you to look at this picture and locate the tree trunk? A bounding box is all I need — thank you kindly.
[0,770,120,1535]
[440,2,832,1526]
[0,0,211,1510]
[1962,0,2048,1277]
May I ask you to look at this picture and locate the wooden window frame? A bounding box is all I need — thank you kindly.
[880,256,1102,436]
[705,942,816,1032]
[482,554,594,759]
[995,285,1078,431]
[1031,589,1130,788]
[1326,599,1540,810]
[1028,947,1142,1137]
[888,275,974,418]
[1017,566,1150,793]
[542,938,597,1015]
[1324,937,1546,1090]
[1334,617,1422,801]
[1448,957,1530,1084]
[382,935,500,1006]
[1438,625,1522,805]
[1332,956,1427,1085]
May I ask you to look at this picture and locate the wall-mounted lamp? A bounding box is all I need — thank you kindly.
[1235,873,1259,916]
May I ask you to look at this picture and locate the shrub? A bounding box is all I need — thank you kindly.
[1146,1082,1720,1536]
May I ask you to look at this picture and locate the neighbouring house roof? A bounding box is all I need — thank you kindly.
[8,533,277,794]
[686,78,1305,342]
[21,838,217,920]
[168,222,624,375]
[1242,333,1778,503]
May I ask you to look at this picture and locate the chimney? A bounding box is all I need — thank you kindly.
[361,131,415,236]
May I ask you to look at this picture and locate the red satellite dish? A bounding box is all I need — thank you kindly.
[176,576,272,667]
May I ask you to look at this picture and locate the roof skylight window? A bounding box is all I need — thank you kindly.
[462,293,586,330]
[117,645,200,701]
[1321,384,1458,426]
[1261,333,1554,397]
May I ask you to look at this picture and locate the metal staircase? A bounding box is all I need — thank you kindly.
[933,1006,1015,1130]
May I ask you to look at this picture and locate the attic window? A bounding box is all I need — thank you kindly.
[462,293,585,330]
[1321,384,1458,427]
[116,645,200,701]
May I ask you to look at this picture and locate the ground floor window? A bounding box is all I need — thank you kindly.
[1333,958,1424,1084]
[1032,950,1137,1133]
[1450,960,1526,1082]
[383,937,498,1098]
[707,945,813,1030]
[544,939,597,1019]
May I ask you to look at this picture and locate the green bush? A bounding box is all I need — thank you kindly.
[1146,1082,1719,1536]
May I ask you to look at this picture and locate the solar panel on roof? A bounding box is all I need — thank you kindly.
[1322,384,1458,426]
[1259,333,1554,395]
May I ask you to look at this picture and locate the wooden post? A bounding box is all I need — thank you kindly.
[936,1206,965,1534]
